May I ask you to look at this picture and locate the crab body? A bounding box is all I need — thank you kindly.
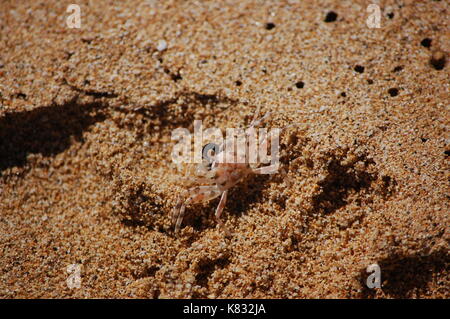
[171,111,279,233]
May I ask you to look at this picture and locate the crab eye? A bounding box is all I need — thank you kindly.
[202,143,219,163]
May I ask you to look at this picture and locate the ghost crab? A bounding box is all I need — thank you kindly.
[171,108,281,233]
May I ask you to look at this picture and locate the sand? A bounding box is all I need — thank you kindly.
[0,0,448,298]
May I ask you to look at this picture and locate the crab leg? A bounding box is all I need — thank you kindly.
[252,164,279,174]
[214,190,228,227]
[174,186,222,232]
[249,111,271,128]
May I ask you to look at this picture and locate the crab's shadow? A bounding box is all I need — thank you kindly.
[359,248,449,298]
[0,97,107,175]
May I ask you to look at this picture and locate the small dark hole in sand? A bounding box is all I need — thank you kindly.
[444,150,450,156]
[15,93,27,100]
[235,80,242,86]
[430,52,446,70]
[388,88,399,97]
[421,138,428,142]
[393,66,403,73]
[141,266,159,278]
[265,22,275,30]
[354,65,365,73]
[295,81,304,89]
[340,92,346,97]
[171,73,182,82]
[420,38,432,48]
[367,79,374,85]
[387,12,394,19]
[324,11,338,23]
[164,68,182,82]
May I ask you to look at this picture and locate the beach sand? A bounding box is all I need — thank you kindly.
[0,0,448,298]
